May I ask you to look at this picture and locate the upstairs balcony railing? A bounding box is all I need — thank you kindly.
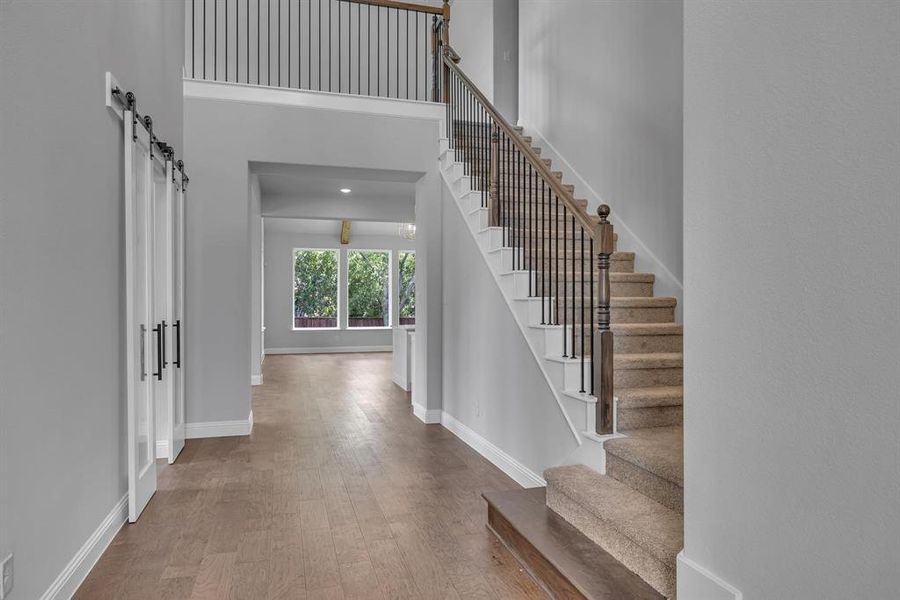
[185,0,449,101]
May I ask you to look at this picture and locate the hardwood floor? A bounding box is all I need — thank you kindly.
[76,352,546,599]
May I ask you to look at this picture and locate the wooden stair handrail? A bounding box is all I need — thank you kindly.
[441,44,597,237]
[343,0,444,15]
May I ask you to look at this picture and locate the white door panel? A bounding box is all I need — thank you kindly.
[125,111,157,522]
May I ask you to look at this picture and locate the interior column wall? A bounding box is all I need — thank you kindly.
[682,2,900,598]
[184,94,443,423]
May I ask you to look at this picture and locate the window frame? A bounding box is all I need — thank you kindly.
[346,248,393,330]
[291,247,340,331]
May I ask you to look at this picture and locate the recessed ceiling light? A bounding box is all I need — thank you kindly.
[340,188,352,194]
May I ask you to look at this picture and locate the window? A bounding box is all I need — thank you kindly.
[293,249,338,329]
[398,251,415,325]
[348,250,390,328]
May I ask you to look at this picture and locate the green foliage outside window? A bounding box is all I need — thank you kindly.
[399,251,415,320]
[348,250,390,325]
[293,249,338,319]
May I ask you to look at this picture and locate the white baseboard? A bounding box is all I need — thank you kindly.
[185,410,254,439]
[440,411,546,489]
[525,125,684,318]
[156,439,168,459]
[39,494,128,600]
[677,551,742,600]
[265,345,391,355]
[251,374,264,386]
[412,403,442,424]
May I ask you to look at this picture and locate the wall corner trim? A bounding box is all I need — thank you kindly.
[39,494,128,600]
[251,374,264,386]
[185,410,254,439]
[440,411,546,489]
[676,551,742,600]
[412,403,443,424]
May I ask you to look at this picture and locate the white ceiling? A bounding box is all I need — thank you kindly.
[251,162,417,222]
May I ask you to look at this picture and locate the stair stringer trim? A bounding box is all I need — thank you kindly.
[439,152,584,448]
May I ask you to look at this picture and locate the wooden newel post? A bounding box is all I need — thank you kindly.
[489,123,500,225]
[441,0,451,104]
[594,204,615,434]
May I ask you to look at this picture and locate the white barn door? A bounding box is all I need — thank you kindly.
[152,158,172,466]
[167,163,186,462]
[124,111,157,522]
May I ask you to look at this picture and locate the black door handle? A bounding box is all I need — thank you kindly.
[174,320,182,368]
[152,323,163,381]
[161,320,168,369]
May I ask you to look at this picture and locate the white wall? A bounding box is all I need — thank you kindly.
[263,225,414,352]
[681,3,900,598]
[184,87,443,423]
[440,178,579,473]
[0,2,184,598]
[449,0,518,122]
[518,0,683,305]
[449,0,494,100]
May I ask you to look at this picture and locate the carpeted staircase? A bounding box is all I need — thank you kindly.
[451,122,684,599]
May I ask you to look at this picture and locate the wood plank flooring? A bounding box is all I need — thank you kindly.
[76,353,546,599]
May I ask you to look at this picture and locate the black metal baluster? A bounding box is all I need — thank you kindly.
[225,0,228,81]
[377,6,380,96]
[257,0,261,84]
[405,10,409,100]
[338,0,341,93]
[308,0,312,89]
[415,12,419,100]
[279,0,284,86]
[395,8,399,98]
[328,0,332,91]
[287,0,290,86]
[571,214,577,359]
[541,180,546,324]
[563,201,568,356]
[555,194,560,326]
[357,3,361,94]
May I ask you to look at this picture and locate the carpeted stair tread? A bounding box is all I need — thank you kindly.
[544,464,683,566]
[616,386,684,408]
[605,426,683,487]
[610,297,676,308]
[614,353,683,370]
[612,323,683,336]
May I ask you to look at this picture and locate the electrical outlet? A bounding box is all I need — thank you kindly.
[0,553,13,600]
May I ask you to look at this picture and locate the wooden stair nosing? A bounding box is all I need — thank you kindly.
[483,488,665,600]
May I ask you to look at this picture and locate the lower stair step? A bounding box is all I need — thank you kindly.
[544,464,682,599]
[483,488,664,600]
[604,426,684,513]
